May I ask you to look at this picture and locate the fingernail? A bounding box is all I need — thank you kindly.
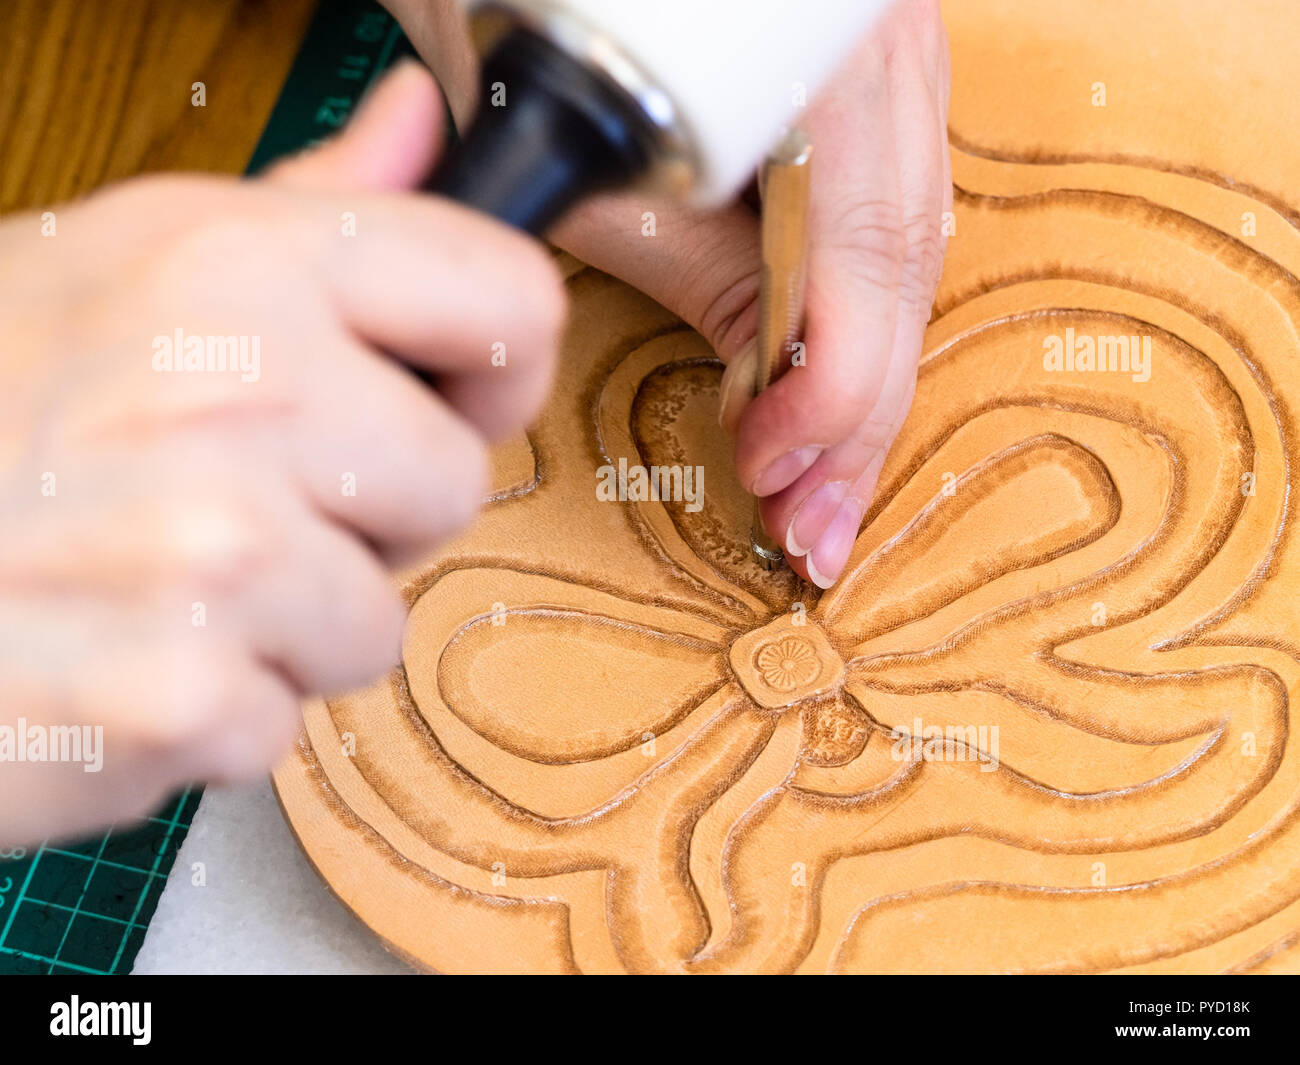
[854,448,888,511]
[717,339,757,434]
[806,497,866,589]
[752,446,822,497]
[786,480,850,558]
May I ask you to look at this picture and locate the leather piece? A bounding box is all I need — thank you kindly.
[271,2,1300,973]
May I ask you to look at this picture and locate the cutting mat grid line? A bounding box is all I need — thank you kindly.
[0,787,199,975]
[1,0,410,977]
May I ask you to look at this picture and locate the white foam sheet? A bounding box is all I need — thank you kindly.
[131,778,414,974]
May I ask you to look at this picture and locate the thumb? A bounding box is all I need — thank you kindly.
[268,59,447,192]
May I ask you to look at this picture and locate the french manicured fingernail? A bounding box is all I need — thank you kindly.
[717,339,757,433]
[856,448,888,511]
[751,446,822,497]
[806,497,866,589]
[786,480,850,558]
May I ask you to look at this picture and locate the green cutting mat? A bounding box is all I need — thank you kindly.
[0,0,411,977]
[0,789,200,974]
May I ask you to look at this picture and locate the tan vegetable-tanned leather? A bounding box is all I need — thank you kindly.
[271,1,1300,973]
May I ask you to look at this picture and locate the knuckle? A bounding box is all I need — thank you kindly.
[697,267,761,359]
[830,363,887,420]
[265,699,304,760]
[156,497,272,599]
[912,0,942,25]
[149,211,290,301]
[134,647,239,751]
[364,587,407,660]
[95,172,202,212]
[206,688,299,783]
[826,200,908,292]
[117,781,177,825]
[462,436,491,507]
[406,410,489,532]
[162,217,272,276]
[444,432,490,529]
[335,580,405,685]
[899,213,947,308]
[509,246,568,346]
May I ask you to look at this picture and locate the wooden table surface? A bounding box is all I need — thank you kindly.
[0,0,318,213]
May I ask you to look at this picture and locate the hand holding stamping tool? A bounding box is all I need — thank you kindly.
[750,128,813,571]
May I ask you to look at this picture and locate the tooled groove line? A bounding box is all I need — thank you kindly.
[299,166,1300,972]
[793,186,1297,969]
[437,604,726,766]
[679,193,1288,968]
[275,733,584,974]
[913,290,1281,662]
[947,131,1300,232]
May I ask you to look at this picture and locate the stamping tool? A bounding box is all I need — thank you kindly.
[751,128,813,571]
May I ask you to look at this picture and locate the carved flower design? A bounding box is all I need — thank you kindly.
[282,219,1295,974]
[755,637,820,691]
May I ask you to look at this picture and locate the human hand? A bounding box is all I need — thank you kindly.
[388,0,951,588]
[0,62,565,844]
